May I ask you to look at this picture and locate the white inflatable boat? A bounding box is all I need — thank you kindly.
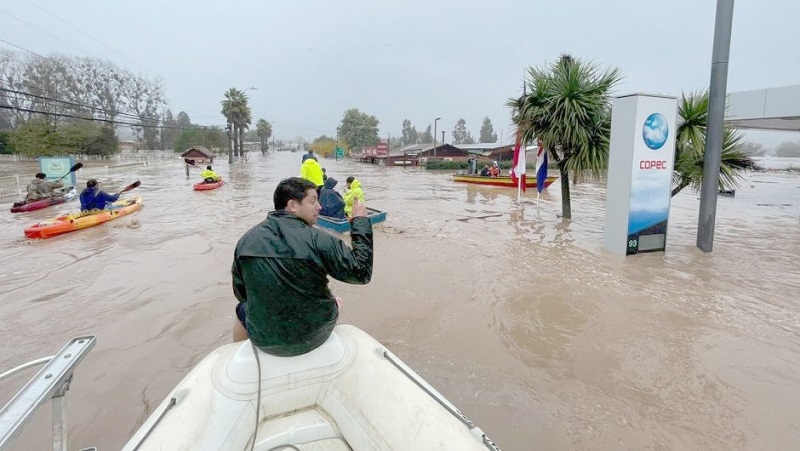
[123,325,500,450]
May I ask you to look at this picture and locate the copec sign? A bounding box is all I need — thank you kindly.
[39,157,76,187]
[604,95,677,256]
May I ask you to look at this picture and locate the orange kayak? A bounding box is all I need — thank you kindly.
[24,196,143,239]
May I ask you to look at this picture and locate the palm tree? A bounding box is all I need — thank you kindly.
[236,102,252,157]
[256,119,272,154]
[221,88,242,161]
[221,88,252,158]
[510,54,622,219]
[672,91,757,196]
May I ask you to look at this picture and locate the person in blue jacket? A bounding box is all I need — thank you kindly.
[79,179,120,212]
[319,176,346,219]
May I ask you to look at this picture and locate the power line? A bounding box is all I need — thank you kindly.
[0,9,94,58]
[0,104,225,130]
[1,87,144,122]
[0,34,217,122]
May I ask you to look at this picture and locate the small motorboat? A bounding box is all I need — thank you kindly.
[124,325,500,450]
[9,187,77,213]
[0,326,501,450]
[316,207,387,233]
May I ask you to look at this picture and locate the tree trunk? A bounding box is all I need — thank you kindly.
[238,128,244,155]
[233,125,239,156]
[558,162,572,219]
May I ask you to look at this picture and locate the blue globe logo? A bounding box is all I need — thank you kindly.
[642,113,668,150]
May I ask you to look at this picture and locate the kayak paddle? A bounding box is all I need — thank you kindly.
[58,162,83,180]
[116,181,141,196]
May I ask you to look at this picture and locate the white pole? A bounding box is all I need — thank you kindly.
[536,192,541,216]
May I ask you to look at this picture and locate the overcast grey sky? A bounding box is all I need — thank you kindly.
[2,0,799,147]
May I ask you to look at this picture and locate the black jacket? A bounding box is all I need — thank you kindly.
[232,210,373,356]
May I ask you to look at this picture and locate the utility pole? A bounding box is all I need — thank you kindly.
[433,116,441,159]
[697,0,735,253]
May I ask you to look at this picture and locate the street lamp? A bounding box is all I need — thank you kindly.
[433,116,441,159]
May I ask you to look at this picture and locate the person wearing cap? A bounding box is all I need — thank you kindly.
[79,179,120,212]
[25,172,64,201]
[199,165,221,183]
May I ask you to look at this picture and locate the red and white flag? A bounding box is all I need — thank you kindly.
[510,130,526,192]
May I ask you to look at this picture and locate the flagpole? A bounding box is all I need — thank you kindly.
[517,145,522,203]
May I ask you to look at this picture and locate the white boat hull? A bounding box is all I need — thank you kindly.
[124,325,498,450]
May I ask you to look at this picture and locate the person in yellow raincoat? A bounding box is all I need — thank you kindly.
[200,165,221,183]
[299,156,324,193]
[343,176,365,217]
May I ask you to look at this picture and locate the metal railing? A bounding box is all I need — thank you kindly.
[0,176,21,199]
[0,336,96,451]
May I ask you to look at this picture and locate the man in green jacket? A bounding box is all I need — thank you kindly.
[231,177,373,356]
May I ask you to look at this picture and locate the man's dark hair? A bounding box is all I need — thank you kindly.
[274,177,316,210]
[35,172,46,179]
[346,176,355,184]
[206,165,212,170]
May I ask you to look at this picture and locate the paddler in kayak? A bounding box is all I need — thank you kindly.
[25,172,64,201]
[79,179,120,213]
[200,165,221,184]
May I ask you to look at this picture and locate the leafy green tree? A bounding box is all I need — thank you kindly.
[510,54,621,219]
[672,91,757,196]
[256,119,272,153]
[173,126,227,153]
[479,117,498,143]
[401,119,418,145]
[0,131,13,154]
[776,140,800,157]
[739,142,766,157]
[10,118,118,156]
[337,108,379,151]
[176,111,191,128]
[310,135,336,157]
[160,109,178,151]
[419,125,433,143]
[389,136,403,149]
[452,118,474,144]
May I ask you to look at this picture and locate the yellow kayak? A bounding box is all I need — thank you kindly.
[24,197,143,239]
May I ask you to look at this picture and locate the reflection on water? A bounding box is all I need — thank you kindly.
[0,152,798,450]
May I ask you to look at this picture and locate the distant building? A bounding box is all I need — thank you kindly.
[180,146,215,163]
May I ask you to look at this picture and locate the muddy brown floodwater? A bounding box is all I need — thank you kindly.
[1,152,799,450]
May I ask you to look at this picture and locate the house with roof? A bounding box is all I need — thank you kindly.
[180,146,215,163]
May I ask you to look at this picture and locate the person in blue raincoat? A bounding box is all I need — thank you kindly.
[319,176,345,219]
[79,179,120,212]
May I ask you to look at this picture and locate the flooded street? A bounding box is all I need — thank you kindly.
[1,151,799,450]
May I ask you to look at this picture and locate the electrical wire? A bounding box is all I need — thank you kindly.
[0,104,222,130]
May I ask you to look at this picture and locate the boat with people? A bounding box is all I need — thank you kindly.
[0,326,501,451]
[316,207,387,233]
[452,174,558,189]
[193,179,224,191]
[23,196,143,239]
[9,187,77,213]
